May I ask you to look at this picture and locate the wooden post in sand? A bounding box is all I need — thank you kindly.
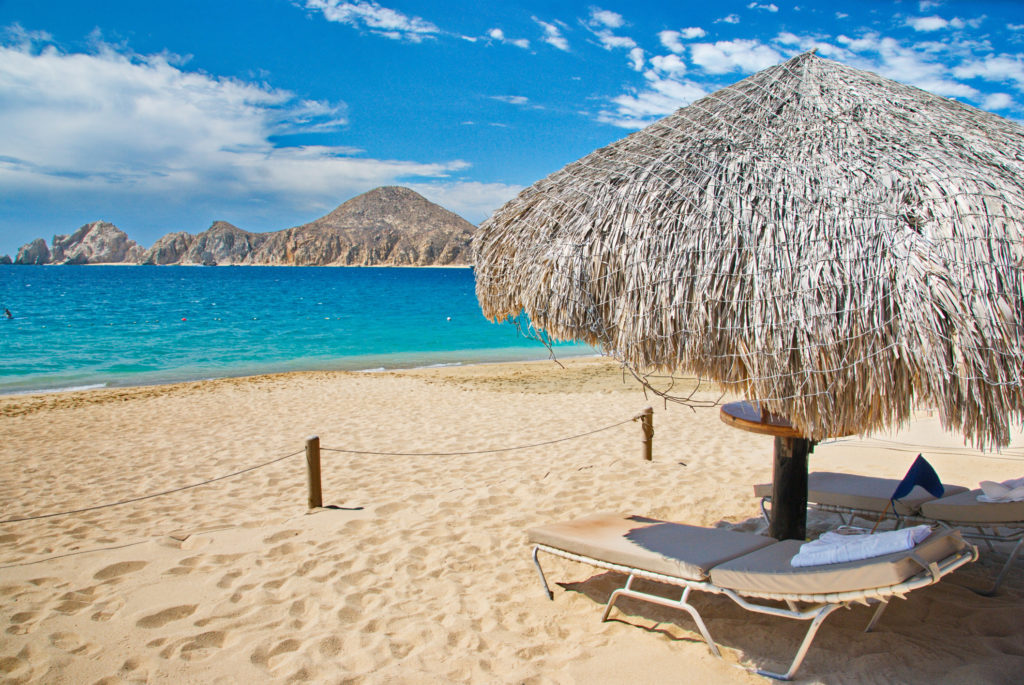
[305,435,322,509]
[639,407,654,461]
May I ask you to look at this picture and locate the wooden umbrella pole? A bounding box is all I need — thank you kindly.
[769,436,814,541]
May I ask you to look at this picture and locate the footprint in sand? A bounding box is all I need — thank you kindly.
[0,655,29,680]
[250,638,300,671]
[216,570,242,589]
[48,631,97,655]
[93,561,148,581]
[180,630,228,661]
[136,605,198,629]
[7,610,39,635]
[91,596,126,622]
[54,587,97,615]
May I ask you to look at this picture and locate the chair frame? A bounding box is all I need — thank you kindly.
[532,539,977,680]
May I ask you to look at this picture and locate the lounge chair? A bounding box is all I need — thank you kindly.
[754,472,1024,594]
[528,512,976,680]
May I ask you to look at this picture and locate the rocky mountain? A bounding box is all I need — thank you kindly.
[15,238,51,265]
[249,186,474,266]
[186,221,268,266]
[11,187,476,267]
[140,231,194,265]
[50,221,144,265]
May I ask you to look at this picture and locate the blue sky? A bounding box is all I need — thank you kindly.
[1,0,1022,256]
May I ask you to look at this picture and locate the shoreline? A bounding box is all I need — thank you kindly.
[0,348,600,398]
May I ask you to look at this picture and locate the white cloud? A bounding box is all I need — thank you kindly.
[600,34,637,50]
[953,55,1024,91]
[919,1,944,10]
[585,6,642,71]
[747,3,779,12]
[487,28,530,49]
[835,12,848,19]
[490,95,530,106]
[906,15,984,32]
[650,54,687,75]
[303,0,439,42]
[907,15,951,31]
[982,92,1014,110]
[690,39,783,74]
[534,18,569,51]
[409,181,523,224]
[659,31,685,54]
[589,9,625,29]
[659,28,705,53]
[628,47,645,71]
[597,72,708,129]
[716,14,741,24]
[0,37,488,218]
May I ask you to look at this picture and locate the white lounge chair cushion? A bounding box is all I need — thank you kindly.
[919,489,1024,524]
[527,513,774,581]
[753,471,969,516]
[709,529,967,595]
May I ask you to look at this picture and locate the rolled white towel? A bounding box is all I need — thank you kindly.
[791,525,933,567]
[978,477,1024,502]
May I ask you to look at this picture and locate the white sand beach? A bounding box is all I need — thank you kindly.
[1,358,1022,683]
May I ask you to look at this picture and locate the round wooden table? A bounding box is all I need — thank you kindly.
[719,401,804,438]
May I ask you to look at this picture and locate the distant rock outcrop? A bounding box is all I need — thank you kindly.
[249,187,475,266]
[15,238,51,265]
[181,222,266,266]
[141,231,194,265]
[50,221,144,265]
[0,254,11,265]
[9,186,476,267]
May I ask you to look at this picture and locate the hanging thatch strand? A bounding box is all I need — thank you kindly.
[473,52,1024,449]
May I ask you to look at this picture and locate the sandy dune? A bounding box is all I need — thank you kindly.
[1,358,1022,683]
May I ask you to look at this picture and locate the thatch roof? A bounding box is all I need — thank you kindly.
[473,51,1024,448]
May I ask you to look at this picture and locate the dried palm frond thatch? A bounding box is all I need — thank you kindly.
[473,51,1024,449]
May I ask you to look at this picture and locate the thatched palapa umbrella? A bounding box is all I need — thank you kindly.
[473,51,1024,540]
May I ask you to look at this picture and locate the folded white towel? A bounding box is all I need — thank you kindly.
[978,477,1024,502]
[790,525,932,567]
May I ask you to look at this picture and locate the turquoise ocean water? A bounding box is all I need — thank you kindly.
[0,266,591,395]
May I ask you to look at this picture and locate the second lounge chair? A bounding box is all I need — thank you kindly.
[753,471,1024,593]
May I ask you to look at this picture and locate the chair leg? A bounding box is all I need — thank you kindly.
[602,578,721,658]
[975,536,1023,597]
[532,546,553,600]
[863,599,889,633]
[756,604,843,681]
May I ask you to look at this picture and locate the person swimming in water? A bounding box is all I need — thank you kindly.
[3,308,11,319]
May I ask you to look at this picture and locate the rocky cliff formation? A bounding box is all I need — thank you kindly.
[184,221,267,266]
[15,238,50,265]
[249,187,475,266]
[0,255,11,265]
[50,221,144,265]
[11,186,476,266]
[140,231,194,265]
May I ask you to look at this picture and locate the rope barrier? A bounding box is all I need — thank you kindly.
[0,415,640,524]
[0,449,305,524]
[320,416,638,457]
